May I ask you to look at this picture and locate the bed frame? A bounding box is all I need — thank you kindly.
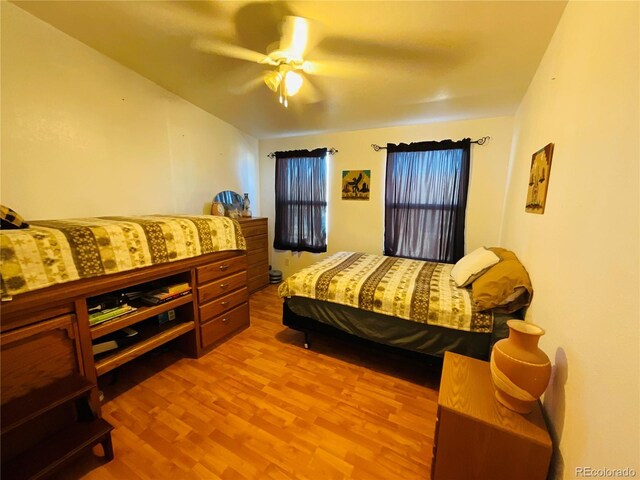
[1,249,250,477]
[282,297,512,363]
[282,300,445,365]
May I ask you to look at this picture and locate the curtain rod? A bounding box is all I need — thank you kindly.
[267,147,339,159]
[371,136,491,151]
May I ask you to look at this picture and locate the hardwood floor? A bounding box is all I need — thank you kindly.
[57,285,442,479]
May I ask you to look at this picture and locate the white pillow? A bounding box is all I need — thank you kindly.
[450,247,501,287]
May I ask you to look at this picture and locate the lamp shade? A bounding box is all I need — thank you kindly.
[264,71,282,92]
[284,71,303,96]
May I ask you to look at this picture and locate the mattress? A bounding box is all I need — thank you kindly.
[1,215,246,298]
[279,251,492,333]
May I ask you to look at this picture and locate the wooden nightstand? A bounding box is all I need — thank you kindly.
[432,352,552,480]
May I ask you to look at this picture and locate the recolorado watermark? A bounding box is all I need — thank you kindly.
[575,467,637,478]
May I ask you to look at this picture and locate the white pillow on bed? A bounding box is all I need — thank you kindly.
[450,247,501,287]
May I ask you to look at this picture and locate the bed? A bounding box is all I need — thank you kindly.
[1,214,246,299]
[0,213,249,476]
[279,251,530,361]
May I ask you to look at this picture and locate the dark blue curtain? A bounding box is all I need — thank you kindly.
[274,148,327,253]
[384,139,471,263]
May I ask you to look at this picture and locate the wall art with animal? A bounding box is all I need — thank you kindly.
[342,170,371,200]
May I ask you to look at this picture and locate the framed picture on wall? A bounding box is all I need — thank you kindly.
[526,143,554,214]
[342,170,371,200]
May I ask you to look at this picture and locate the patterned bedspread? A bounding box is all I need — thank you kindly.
[278,252,493,333]
[1,215,246,298]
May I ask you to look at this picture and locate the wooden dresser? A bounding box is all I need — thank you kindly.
[1,250,249,478]
[237,217,269,293]
[432,352,552,480]
[196,253,250,350]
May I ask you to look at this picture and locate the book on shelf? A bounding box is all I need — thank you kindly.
[88,304,137,326]
[88,290,144,314]
[141,289,191,306]
[87,293,125,314]
[92,327,139,355]
[158,282,190,295]
[157,309,176,325]
[121,290,145,301]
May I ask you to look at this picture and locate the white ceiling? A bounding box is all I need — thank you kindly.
[13,1,567,139]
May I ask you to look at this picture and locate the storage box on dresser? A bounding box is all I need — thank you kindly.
[431,352,552,480]
[237,217,269,293]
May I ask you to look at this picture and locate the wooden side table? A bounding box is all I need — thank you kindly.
[432,352,552,480]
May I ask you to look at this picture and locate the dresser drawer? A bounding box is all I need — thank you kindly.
[196,255,246,284]
[245,233,267,252]
[240,219,267,238]
[199,287,248,323]
[248,273,269,293]
[197,271,247,304]
[200,303,249,349]
[247,245,268,264]
[248,259,269,279]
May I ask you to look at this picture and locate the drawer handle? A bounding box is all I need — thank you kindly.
[220,300,230,306]
[219,264,230,271]
[219,283,229,289]
[222,318,228,323]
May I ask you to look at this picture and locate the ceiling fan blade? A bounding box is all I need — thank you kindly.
[192,38,275,65]
[229,75,266,95]
[298,75,324,104]
[302,59,366,78]
[317,36,453,68]
[140,1,228,37]
[278,16,310,60]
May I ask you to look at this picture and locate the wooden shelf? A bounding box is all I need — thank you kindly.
[95,321,195,376]
[2,418,113,480]
[1,249,249,478]
[1,376,94,435]
[90,293,193,340]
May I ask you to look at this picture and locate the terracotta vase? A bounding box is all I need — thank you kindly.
[490,320,551,414]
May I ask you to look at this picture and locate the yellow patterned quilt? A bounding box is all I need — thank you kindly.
[1,215,246,298]
[278,251,493,333]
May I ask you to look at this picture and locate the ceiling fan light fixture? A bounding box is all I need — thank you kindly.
[264,71,282,92]
[284,71,303,97]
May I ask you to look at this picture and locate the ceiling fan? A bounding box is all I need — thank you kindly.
[193,16,318,107]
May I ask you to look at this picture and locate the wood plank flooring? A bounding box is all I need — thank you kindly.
[56,285,442,479]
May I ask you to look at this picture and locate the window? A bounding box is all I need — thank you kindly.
[384,139,471,263]
[274,148,327,253]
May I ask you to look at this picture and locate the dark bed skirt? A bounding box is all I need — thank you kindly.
[283,300,445,365]
[282,297,512,362]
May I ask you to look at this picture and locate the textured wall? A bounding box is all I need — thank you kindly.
[1,3,259,220]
